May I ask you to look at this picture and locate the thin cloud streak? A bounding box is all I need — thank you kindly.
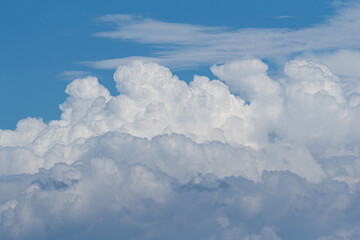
[58,70,92,81]
[85,2,360,69]
[276,15,294,19]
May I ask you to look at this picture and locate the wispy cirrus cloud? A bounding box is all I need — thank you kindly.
[275,15,294,19]
[58,70,92,81]
[83,2,360,69]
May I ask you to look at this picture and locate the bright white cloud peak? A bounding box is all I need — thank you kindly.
[1,58,360,239]
[86,2,360,70]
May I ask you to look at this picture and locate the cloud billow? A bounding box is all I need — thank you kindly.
[1,57,360,239]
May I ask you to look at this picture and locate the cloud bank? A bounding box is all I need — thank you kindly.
[1,57,360,239]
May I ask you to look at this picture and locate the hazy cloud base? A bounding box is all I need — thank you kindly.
[1,57,360,239]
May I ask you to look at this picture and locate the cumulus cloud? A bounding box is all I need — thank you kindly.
[1,59,360,239]
[304,49,360,79]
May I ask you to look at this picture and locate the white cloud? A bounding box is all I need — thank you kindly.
[1,59,360,239]
[304,49,360,78]
[276,16,294,19]
[84,2,360,69]
[58,70,91,81]
[81,56,161,70]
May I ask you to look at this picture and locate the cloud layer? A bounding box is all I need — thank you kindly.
[1,57,360,239]
[86,2,360,70]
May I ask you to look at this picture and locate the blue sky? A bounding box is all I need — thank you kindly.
[3,1,360,239]
[0,0,339,129]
